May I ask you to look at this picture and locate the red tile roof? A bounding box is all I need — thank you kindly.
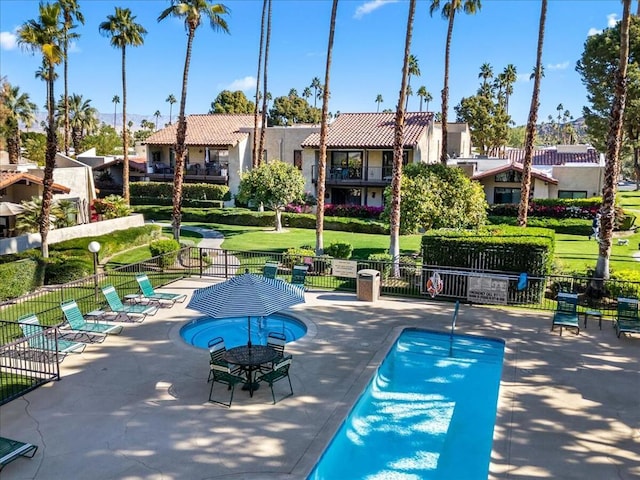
[0,171,71,193]
[144,114,254,147]
[300,112,433,149]
[471,162,558,184]
[504,148,600,166]
[93,157,147,173]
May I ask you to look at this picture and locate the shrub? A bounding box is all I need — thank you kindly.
[488,216,592,236]
[149,239,181,269]
[367,253,393,279]
[45,257,91,285]
[324,204,384,219]
[325,242,353,259]
[282,247,315,268]
[93,195,131,219]
[0,258,45,301]
[618,213,636,231]
[608,269,640,298]
[131,182,230,202]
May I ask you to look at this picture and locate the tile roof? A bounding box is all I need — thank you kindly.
[504,148,600,166]
[471,162,558,184]
[0,171,71,193]
[144,114,254,147]
[300,112,433,149]
[93,157,147,173]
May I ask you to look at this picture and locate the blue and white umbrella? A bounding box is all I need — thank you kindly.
[187,272,305,347]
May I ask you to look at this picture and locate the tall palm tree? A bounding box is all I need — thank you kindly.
[310,76,322,108]
[424,90,433,112]
[258,0,272,167]
[556,102,563,143]
[430,0,481,164]
[158,0,230,241]
[390,0,416,274]
[100,7,147,205]
[60,93,98,153]
[502,63,517,115]
[17,2,63,258]
[416,86,427,112]
[111,94,120,128]
[517,0,547,227]
[375,94,384,112]
[252,0,268,167]
[166,93,176,124]
[302,86,312,102]
[594,0,631,282]
[316,0,338,256]
[2,84,37,163]
[478,62,493,87]
[154,110,161,129]
[35,60,58,115]
[57,0,84,156]
[405,54,420,110]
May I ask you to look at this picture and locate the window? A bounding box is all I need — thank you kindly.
[331,188,361,205]
[382,151,409,178]
[294,150,302,170]
[151,151,161,163]
[495,171,523,182]
[330,151,363,179]
[494,187,521,204]
[558,190,587,199]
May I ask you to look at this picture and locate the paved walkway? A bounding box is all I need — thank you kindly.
[1,279,639,479]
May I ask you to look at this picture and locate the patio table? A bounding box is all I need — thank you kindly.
[223,345,278,397]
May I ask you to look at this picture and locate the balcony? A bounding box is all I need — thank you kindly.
[311,166,392,187]
[148,164,228,185]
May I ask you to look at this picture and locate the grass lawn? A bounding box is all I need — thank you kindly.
[619,190,640,212]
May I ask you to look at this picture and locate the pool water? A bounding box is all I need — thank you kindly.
[308,328,505,479]
[180,313,307,349]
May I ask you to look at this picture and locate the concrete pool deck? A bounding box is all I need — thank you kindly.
[1,276,639,479]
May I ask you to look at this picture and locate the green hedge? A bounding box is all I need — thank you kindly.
[131,182,231,202]
[488,216,592,236]
[131,197,225,208]
[0,258,45,301]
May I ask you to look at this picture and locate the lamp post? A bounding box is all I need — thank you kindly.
[88,241,101,299]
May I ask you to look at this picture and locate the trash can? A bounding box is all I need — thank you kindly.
[357,269,380,302]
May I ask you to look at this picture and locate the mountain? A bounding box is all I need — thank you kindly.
[26,112,172,132]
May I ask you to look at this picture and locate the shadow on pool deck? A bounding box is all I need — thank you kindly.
[1,276,639,479]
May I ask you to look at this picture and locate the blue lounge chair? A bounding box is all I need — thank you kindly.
[101,284,158,322]
[60,300,123,340]
[551,292,580,336]
[18,314,86,355]
[135,274,187,306]
[0,437,37,471]
[615,297,640,338]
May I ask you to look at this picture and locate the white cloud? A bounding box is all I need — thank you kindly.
[587,27,601,37]
[547,61,569,71]
[354,0,398,20]
[226,76,256,91]
[516,73,530,83]
[606,13,618,27]
[68,41,80,53]
[0,31,17,50]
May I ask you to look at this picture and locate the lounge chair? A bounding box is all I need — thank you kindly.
[60,299,123,340]
[257,356,294,404]
[18,314,86,355]
[291,265,309,289]
[135,274,187,306]
[207,337,245,407]
[263,262,279,280]
[101,284,158,322]
[551,292,580,336]
[0,437,37,471]
[614,297,640,338]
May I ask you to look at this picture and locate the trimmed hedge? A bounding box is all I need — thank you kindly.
[488,216,592,236]
[149,239,180,269]
[0,258,45,301]
[131,182,231,202]
[131,197,225,208]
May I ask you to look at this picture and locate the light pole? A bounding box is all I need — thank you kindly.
[88,241,101,299]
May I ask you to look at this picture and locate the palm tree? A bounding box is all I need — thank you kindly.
[154,110,161,129]
[517,0,547,227]
[62,93,98,153]
[2,84,37,164]
[478,62,493,87]
[316,0,338,256]
[166,93,176,124]
[556,103,563,143]
[158,0,230,241]
[17,2,63,258]
[405,53,420,110]
[302,86,312,102]
[390,0,416,275]
[58,0,84,156]
[252,0,268,167]
[502,64,517,115]
[258,0,272,167]
[416,86,427,112]
[35,60,58,115]
[430,0,482,164]
[310,76,322,108]
[111,94,120,128]
[424,90,433,112]
[100,7,147,205]
[375,94,384,112]
[594,0,631,283]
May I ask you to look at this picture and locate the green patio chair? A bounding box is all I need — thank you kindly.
[207,337,245,407]
[135,274,187,306]
[60,299,123,340]
[551,292,580,336]
[18,314,86,356]
[291,265,309,289]
[260,331,292,372]
[101,284,158,322]
[0,437,37,471]
[257,356,294,404]
[263,262,279,279]
[615,297,640,338]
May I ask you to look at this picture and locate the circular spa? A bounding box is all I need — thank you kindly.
[180,313,307,349]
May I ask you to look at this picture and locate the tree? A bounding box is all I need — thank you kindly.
[209,90,254,113]
[594,0,631,283]
[61,93,98,153]
[455,88,509,156]
[166,93,176,124]
[111,94,119,128]
[315,0,338,256]
[22,131,47,164]
[154,110,161,129]
[502,63,517,115]
[478,62,493,87]
[100,7,147,205]
[375,93,383,112]
[269,95,320,125]
[18,2,63,258]
[258,0,272,166]
[405,54,420,110]
[310,76,322,108]
[82,123,121,155]
[302,87,312,102]
[416,86,427,112]
[517,0,547,227]
[430,0,482,164]
[237,160,305,231]
[252,0,268,167]
[1,83,37,163]
[555,103,563,143]
[158,0,230,241]
[58,0,84,156]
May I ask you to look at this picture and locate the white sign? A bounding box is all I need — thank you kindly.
[467,274,509,305]
[332,259,358,278]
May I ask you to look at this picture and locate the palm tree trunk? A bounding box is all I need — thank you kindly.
[316,0,338,256]
[517,0,547,227]
[593,0,631,284]
[258,0,272,166]
[40,68,57,258]
[390,0,416,275]
[64,39,70,156]
[122,46,130,204]
[253,0,267,167]
[440,10,455,165]
[172,29,195,241]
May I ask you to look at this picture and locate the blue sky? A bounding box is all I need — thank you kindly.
[0,0,628,127]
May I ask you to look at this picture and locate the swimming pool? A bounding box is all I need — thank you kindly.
[308,328,505,479]
[180,313,307,349]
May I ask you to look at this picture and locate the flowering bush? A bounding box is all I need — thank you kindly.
[324,204,384,219]
[490,201,600,220]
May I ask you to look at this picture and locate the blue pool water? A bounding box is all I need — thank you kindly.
[308,328,505,479]
[180,313,307,349]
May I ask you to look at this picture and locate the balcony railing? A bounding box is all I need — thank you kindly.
[311,166,393,184]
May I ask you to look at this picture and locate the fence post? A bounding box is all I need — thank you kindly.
[224,250,229,278]
[199,247,204,278]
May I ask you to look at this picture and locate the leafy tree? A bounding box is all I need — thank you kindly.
[507,125,526,147]
[209,89,255,113]
[237,160,305,231]
[1,83,37,163]
[22,131,46,165]
[269,95,320,125]
[382,163,487,234]
[82,123,121,155]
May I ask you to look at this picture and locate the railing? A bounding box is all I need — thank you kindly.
[311,166,393,184]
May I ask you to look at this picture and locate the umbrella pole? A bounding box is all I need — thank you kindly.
[247,316,252,348]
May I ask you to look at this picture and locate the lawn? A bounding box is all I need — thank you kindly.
[619,190,640,212]
[554,231,640,274]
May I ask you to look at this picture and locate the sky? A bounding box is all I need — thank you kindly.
[0,0,631,128]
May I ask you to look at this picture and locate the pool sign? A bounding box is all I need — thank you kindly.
[467,274,509,305]
[332,259,358,278]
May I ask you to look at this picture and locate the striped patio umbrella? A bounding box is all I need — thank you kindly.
[187,272,305,347]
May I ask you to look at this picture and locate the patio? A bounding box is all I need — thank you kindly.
[1,276,639,479]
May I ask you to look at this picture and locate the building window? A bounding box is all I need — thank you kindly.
[151,151,161,163]
[294,150,302,170]
[494,187,521,204]
[382,151,409,178]
[330,151,363,179]
[331,188,361,205]
[495,171,523,182]
[558,190,587,199]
